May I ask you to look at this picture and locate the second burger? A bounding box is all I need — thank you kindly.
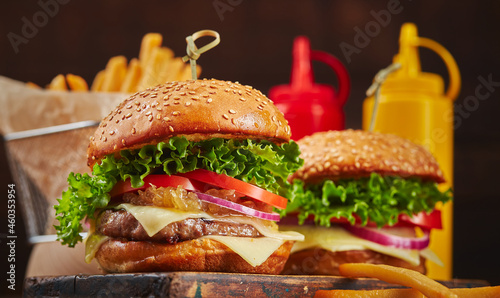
[279,129,452,275]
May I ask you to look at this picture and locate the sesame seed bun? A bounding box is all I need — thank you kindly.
[87,79,291,167]
[291,129,445,184]
[95,237,294,274]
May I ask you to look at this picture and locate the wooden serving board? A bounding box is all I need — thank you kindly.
[24,272,490,297]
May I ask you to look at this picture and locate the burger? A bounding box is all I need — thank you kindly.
[278,129,452,275]
[54,79,304,274]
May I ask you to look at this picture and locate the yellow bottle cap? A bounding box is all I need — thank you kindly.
[381,23,460,100]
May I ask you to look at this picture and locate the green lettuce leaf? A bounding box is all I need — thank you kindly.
[279,173,452,228]
[54,137,303,247]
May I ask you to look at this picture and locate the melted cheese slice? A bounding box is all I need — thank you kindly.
[117,204,211,237]
[91,204,304,267]
[280,225,443,267]
[117,203,304,241]
[201,236,286,267]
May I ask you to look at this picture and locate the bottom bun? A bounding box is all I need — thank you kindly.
[281,249,425,275]
[96,238,294,274]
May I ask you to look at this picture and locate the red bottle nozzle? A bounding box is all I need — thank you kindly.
[291,36,314,90]
[269,36,351,140]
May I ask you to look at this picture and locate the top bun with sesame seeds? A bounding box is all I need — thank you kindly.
[87,79,291,167]
[55,78,305,275]
[279,129,453,276]
[290,129,445,184]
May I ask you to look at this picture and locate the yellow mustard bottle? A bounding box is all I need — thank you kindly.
[362,23,461,280]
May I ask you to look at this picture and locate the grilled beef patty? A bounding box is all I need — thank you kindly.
[96,209,262,243]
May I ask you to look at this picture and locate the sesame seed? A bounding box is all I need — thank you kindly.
[169,125,174,132]
[135,101,140,106]
[207,98,213,103]
[257,106,263,110]
[231,118,236,125]
[151,94,157,98]
[157,107,162,111]
[209,85,217,89]
[122,139,126,145]
[223,114,229,120]
[191,96,199,100]
[115,119,120,123]
[202,94,209,98]
[229,109,236,114]
[163,117,171,122]
[103,136,107,142]
[172,111,180,116]
[174,102,180,105]
[188,91,196,95]
[239,97,246,102]
[110,131,115,135]
[163,95,170,100]
[126,104,132,109]
[173,96,180,100]
[145,111,152,116]
[132,127,136,134]
[179,92,186,96]
[272,115,277,122]
[113,145,117,150]
[125,113,132,118]
[185,102,192,107]
[148,115,153,121]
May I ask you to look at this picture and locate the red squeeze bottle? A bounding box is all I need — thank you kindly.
[269,36,350,140]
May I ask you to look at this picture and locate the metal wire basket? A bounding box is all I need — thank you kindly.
[4,121,98,244]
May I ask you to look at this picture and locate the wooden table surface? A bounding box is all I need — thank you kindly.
[24,271,490,297]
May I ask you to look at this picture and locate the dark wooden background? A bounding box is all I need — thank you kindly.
[1,1,499,296]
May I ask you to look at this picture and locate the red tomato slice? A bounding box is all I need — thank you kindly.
[178,169,288,209]
[326,210,443,230]
[399,210,442,230]
[109,175,205,198]
[283,209,443,230]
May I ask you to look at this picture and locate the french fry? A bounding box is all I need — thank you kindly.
[120,58,142,93]
[314,288,424,298]
[47,74,67,91]
[314,286,500,298]
[139,33,163,69]
[338,263,457,298]
[450,286,500,298]
[66,74,88,91]
[163,57,185,82]
[26,82,42,89]
[91,70,106,92]
[138,46,174,89]
[101,56,127,92]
